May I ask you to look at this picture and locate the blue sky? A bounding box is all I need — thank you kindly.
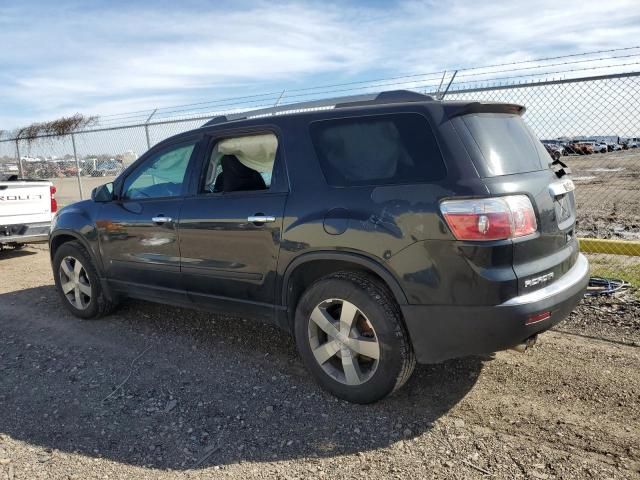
[1,0,640,130]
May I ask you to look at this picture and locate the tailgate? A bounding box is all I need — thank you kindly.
[451,109,579,295]
[0,182,52,225]
[485,170,579,295]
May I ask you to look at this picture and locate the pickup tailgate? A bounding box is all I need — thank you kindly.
[0,181,53,225]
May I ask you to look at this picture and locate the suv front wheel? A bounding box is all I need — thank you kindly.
[294,271,415,403]
[53,241,116,319]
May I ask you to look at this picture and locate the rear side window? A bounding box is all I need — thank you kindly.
[202,133,277,193]
[461,113,548,177]
[310,113,446,186]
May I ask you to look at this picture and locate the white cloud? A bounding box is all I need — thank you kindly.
[1,0,639,129]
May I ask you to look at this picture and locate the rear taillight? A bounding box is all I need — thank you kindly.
[50,185,57,213]
[440,195,537,241]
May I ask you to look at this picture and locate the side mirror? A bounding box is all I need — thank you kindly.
[91,182,114,202]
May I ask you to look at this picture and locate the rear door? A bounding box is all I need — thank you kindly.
[97,137,202,300]
[178,130,287,320]
[452,111,579,294]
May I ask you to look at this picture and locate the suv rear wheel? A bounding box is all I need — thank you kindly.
[53,241,116,319]
[294,271,415,403]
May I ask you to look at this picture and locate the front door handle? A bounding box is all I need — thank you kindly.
[248,215,276,224]
[152,216,172,224]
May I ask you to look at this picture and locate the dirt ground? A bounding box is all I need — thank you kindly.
[0,246,638,480]
[569,149,640,241]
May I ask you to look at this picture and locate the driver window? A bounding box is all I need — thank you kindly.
[203,133,277,193]
[123,143,195,199]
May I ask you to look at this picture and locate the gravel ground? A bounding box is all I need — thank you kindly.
[570,149,640,241]
[560,292,640,347]
[0,246,638,479]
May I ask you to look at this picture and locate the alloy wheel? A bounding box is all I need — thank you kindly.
[59,256,92,310]
[307,298,380,386]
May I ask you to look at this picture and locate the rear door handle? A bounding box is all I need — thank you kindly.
[248,215,276,223]
[152,216,172,224]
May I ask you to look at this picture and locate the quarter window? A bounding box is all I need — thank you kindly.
[123,143,195,199]
[310,113,446,186]
[460,113,546,177]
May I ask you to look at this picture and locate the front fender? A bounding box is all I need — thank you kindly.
[49,202,103,274]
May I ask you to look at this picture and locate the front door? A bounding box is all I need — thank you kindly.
[178,131,287,319]
[97,138,201,301]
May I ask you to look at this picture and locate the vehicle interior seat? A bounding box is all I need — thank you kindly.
[218,154,266,192]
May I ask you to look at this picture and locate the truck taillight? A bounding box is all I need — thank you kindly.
[50,185,57,213]
[440,195,537,241]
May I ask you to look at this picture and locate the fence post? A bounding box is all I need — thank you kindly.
[435,70,447,97]
[438,70,458,100]
[15,140,23,178]
[71,133,84,200]
[274,90,286,107]
[144,109,157,150]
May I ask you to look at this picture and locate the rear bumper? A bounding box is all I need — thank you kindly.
[0,222,50,244]
[401,254,590,364]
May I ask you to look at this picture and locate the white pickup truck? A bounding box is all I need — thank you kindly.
[0,175,57,250]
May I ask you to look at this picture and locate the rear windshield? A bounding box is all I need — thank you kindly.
[310,113,446,186]
[461,113,549,177]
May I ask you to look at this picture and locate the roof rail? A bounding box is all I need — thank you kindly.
[335,90,432,108]
[201,90,433,127]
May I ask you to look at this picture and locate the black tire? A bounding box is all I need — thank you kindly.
[294,271,415,404]
[53,241,116,319]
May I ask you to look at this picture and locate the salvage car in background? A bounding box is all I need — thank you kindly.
[607,142,623,151]
[565,141,594,155]
[541,140,564,160]
[91,160,124,177]
[585,141,608,153]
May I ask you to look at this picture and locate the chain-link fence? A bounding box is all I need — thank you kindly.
[445,72,640,284]
[1,70,639,284]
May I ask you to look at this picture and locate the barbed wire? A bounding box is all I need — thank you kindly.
[3,46,640,137]
[86,46,640,125]
[93,63,640,127]
[95,45,640,121]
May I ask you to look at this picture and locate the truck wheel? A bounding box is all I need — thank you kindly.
[294,271,415,404]
[53,241,116,319]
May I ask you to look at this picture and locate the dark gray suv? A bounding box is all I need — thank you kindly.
[49,90,589,403]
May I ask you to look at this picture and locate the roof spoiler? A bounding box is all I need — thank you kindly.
[444,102,526,118]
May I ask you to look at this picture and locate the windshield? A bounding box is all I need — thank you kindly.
[461,113,549,177]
